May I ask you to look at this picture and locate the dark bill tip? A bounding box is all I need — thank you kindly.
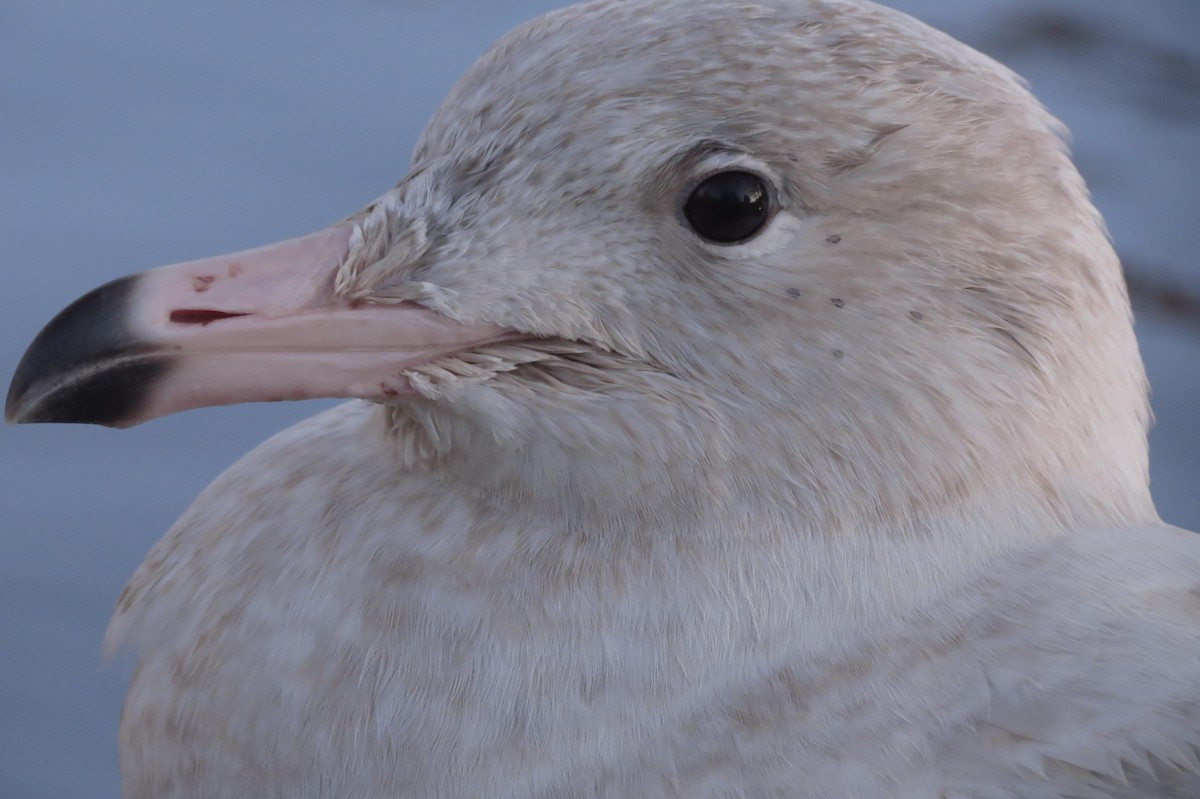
[6,275,172,427]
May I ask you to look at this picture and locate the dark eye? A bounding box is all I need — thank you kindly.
[683,170,771,244]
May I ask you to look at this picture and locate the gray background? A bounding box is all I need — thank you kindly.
[1,1,1197,796]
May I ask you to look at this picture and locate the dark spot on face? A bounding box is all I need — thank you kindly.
[192,275,216,293]
[910,310,924,322]
[832,349,844,359]
[826,234,842,244]
[227,263,243,277]
[786,288,802,298]
[380,382,400,398]
[831,298,845,308]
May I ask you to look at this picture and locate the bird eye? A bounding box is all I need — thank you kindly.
[683,170,770,244]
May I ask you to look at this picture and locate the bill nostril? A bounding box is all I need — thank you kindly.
[169,309,251,326]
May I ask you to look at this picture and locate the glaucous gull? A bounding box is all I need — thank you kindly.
[8,0,1200,796]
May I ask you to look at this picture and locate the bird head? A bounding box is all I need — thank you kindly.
[6,0,1154,530]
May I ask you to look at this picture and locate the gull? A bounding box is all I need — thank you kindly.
[7,0,1200,796]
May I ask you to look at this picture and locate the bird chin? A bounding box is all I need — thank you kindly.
[397,338,641,401]
[377,338,655,469]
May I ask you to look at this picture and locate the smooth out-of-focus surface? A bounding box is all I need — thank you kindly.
[0,1,1196,796]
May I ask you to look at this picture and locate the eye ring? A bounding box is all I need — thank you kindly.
[682,170,772,244]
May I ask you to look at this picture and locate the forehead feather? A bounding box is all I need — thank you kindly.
[414,0,1055,176]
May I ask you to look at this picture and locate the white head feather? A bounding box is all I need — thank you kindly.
[326,0,1154,534]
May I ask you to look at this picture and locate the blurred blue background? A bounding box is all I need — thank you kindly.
[1,1,1197,796]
